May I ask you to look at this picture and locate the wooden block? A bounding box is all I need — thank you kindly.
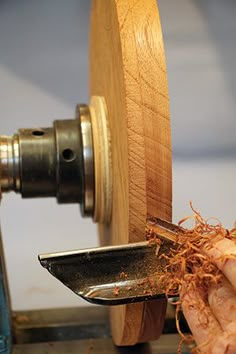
[90,0,172,345]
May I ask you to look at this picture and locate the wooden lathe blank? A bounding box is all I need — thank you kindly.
[90,0,172,346]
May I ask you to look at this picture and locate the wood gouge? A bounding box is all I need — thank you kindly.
[39,218,183,306]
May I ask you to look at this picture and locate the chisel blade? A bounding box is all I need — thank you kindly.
[39,218,182,305]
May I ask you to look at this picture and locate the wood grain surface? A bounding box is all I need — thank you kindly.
[90,0,172,345]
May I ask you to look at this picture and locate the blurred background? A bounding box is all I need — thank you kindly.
[0,0,236,310]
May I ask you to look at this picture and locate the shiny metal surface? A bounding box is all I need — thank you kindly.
[39,218,180,305]
[0,108,94,214]
[0,135,20,194]
[77,104,94,216]
[39,241,165,305]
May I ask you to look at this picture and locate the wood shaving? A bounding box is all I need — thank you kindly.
[157,203,236,353]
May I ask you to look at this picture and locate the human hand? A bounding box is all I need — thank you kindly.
[182,237,236,353]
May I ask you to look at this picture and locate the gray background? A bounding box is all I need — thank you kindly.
[0,0,236,310]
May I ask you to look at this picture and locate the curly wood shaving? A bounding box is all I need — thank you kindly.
[158,203,236,353]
